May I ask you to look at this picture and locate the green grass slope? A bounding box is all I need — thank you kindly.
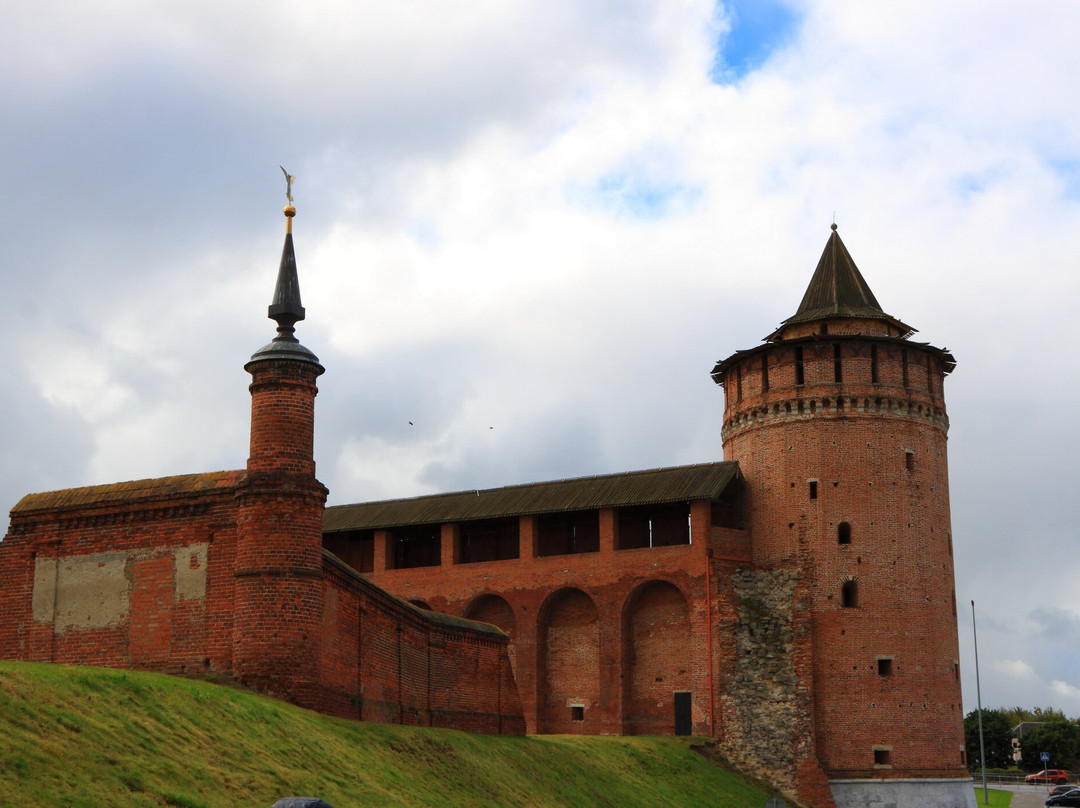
[0,661,777,808]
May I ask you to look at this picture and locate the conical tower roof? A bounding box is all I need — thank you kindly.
[767,224,912,341]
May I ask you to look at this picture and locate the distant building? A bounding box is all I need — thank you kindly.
[0,208,972,808]
[1012,722,1045,762]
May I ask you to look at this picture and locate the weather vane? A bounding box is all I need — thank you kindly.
[280,166,295,204]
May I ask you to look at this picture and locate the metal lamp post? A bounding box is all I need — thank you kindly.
[972,600,988,806]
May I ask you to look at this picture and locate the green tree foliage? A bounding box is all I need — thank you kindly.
[1003,706,1068,727]
[965,709,1016,770]
[1019,721,1080,772]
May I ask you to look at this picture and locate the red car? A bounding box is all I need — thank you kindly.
[1026,769,1070,784]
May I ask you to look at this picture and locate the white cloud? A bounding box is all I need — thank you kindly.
[1051,681,1080,702]
[993,659,1037,680]
[2,0,1080,715]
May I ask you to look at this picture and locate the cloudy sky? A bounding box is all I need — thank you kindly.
[3,0,1079,719]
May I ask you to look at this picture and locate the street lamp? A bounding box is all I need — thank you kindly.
[972,600,988,806]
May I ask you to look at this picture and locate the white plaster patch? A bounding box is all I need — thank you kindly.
[173,543,208,601]
[34,552,131,634]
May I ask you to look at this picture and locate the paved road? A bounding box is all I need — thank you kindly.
[978,783,1059,808]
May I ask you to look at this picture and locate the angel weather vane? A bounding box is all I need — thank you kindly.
[280,166,295,204]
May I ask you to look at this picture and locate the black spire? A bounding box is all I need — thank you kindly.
[248,200,322,367]
[267,209,306,335]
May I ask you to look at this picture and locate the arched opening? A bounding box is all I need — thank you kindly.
[464,594,517,678]
[838,522,852,544]
[622,580,693,735]
[408,599,432,611]
[841,580,859,608]
[539,588,599,733]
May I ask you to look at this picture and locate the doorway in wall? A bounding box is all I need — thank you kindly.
[674,692,692,736]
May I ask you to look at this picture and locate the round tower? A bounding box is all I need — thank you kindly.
[712,226,972,808]
[233,201,328,709]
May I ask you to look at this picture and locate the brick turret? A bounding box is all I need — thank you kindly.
[233,203,328,708]
[712,226,973,808]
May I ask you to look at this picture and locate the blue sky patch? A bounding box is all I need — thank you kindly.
[1048,158,1080,202]
[585,173,702,220]
[710,0,801,83]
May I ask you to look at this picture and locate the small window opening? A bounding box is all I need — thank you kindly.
[874,749,892,767]
[902,349,909,387]
[838,522,851,544]
[953,662,960,682]
[877,658,893,676]
[794,347,805,386]
[905,450,914,472]
[735,365,742,401]
[833,344,843,383]
[871,345,879,383]
[761,354,769,391]
[809,480,818,500]
[927,356,935,395]
[571,706,585,722]
[961,748,967,766]
[841,580,858,608]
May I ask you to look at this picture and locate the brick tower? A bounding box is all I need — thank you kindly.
[712,226,973,808]
[233,201,328,708]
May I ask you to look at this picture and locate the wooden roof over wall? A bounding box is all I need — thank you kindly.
[11,470,243,515]
[323,462,740,533]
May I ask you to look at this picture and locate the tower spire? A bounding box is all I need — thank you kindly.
[766,224,913,341]
[249,173,321,367]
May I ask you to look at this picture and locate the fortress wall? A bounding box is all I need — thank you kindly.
[0,485,525,736]
[0,476,242,676]
[361,534,719,737]
[321,553,525,734]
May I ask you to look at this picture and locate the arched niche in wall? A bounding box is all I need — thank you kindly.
[537,587,599,734]
[621,579,693,735]
[464,593,518,678]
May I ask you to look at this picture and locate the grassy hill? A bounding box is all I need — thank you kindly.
[0,661,779,807]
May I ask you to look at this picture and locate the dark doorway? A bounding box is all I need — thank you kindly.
[674,692,692,736]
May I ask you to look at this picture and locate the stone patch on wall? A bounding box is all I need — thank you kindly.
[34,552,130,633]
[725,568,801,794]
[173,543,208,601]
[32,544,209,633]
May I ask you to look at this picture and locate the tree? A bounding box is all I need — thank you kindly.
[964,709,1016,770]
[1019,721,1080,773]
[1003,706,1068,727]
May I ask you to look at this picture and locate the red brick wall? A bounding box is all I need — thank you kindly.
[0,479,242,675]
[320,555,524,733]
[357,512,734,737]
[0,486,525,735]
[623,580,693,735]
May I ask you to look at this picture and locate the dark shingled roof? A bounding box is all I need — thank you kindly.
[323,462,740,533]
[774,225,913,336]
[12,470,243,514]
